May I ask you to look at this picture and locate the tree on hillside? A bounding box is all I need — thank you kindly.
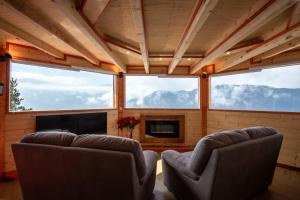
[10,78,32,111]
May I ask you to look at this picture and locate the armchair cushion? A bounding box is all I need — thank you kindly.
[71,135,147,179]
[162,150,199,180]
[189,130,250,175]
[141,150,159,183]
[20,131,76,146]
[242,126,277,139]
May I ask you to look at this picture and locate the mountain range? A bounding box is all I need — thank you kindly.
[127,84,300,111]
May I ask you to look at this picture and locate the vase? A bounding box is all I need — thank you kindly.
[127,128,134,139]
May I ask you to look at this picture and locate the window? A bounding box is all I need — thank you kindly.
[10,62,114,112]
[125,76,199,108]
[210,65,300,112]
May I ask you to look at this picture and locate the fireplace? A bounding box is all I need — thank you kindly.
[140,115,185,143]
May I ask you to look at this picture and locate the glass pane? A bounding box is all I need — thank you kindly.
[125,76,199,108]
[10,62,114,111]
[210,65,300,112]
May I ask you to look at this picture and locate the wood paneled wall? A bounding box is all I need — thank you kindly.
[207,110,300,168]
[0,49,7,177]
[122,109,202,146]
[3,110,118,173]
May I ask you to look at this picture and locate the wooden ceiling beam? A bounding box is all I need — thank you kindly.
[130,0,149,73]
[82,0,110,25]
[217,22,300,72]
[258,36,300,60]
[150,53,204,59]
[286,2,300,28]
[225,38,264,55]
[1,0,99,64]
[104,34,204,60]
[103,35,141,55]
[0,19,64,58]
[190,0,298,74]
[168,0,220,74]
[51,0,126,72]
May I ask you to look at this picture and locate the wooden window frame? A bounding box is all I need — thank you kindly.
[123,74,201,110]
[6,60,117,114]
[208,66,300,115]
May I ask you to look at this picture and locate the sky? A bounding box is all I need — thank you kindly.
[211,64,300,89]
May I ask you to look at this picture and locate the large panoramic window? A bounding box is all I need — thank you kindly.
[210,65,300,112]
[10,62,114,112]
[125,76,199,108]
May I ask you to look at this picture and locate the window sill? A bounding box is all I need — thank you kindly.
[208,108,300,115]
[123,108,201,111]
[7,108,117,115]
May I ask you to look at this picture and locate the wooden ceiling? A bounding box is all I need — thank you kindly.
[0,0,300,74]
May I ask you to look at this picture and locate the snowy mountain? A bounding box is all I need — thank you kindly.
[126,89,199,108]
[126,85,300,111]
[211,85,300,111]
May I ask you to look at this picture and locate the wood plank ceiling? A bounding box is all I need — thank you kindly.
[0,0,300,74]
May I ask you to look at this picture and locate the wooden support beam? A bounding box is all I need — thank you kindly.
[0,19,64,58]
[258,36,300,60]
[217,23,300,72]
[168,0,220,74]
[83,0,110,25]
[224,48,300,72]
[226,38,264,55]
[104,35,204,60]
[150,53,204,59]
[200,74,209,137]
[116,72,124,136]
[130,0,149,73]
[1,0,99,64]
[82,0,109,25]
[287,2,300,28]
[52,0,126,72]
[190,0,297,74]
[103,35,141,55]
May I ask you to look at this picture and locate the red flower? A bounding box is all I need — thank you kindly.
[117,116,140,130]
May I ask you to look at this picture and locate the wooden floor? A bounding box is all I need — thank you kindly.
[0,162,299,200]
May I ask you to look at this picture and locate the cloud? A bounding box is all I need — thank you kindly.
[13,71,113,94]
[212,65,300,89]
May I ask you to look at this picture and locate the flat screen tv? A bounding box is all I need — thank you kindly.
[36,112,107,135]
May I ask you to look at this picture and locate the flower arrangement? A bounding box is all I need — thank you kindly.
[117,116,140,138]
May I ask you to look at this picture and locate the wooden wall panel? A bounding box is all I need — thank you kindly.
[122,109,202,146]
[7,43,118,73]
[3,110,118,173]
[0,50,7,178]
[207,110,300,168]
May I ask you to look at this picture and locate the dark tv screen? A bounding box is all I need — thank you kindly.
[36,112,107,135]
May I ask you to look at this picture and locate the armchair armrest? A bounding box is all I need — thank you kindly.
[140,150,158,184]
[162,150,199,180]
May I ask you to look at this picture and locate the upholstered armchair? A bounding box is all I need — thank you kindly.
[162,127,283,200]
[12,132,158,200]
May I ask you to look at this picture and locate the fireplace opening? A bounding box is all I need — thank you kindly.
[140,115,185,143]
[145,120,179,138]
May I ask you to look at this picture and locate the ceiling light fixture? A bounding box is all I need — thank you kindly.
[226,51,231,55]
[126,51,130,54]
[187,58,192,61]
